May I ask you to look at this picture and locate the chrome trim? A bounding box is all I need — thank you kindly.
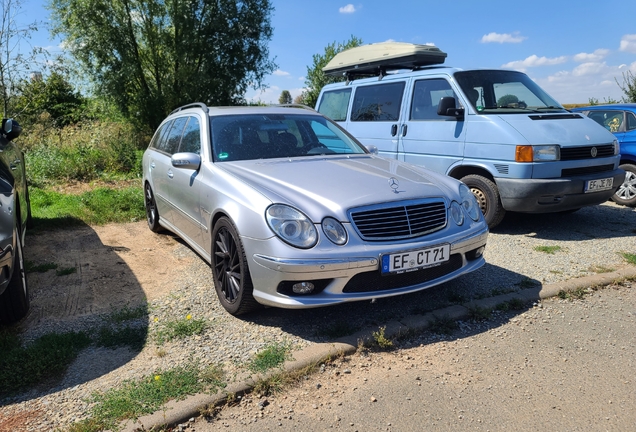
[253,255,379,273]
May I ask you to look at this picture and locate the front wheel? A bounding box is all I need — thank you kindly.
[0,225,29,324]
[461,174,506,229]
[211,217,261,316]
[612,163,636,207]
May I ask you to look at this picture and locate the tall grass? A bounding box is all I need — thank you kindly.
[19,120,147,187]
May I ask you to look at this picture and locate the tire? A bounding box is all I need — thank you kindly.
[211,217,261,316]
[0,225,29,324]
[144,183,163,232]
[461,174,506,229]
[612,163,636,207]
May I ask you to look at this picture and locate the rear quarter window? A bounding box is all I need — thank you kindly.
[317,88,351,121]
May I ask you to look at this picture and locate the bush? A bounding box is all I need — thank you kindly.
[19,119,147,186]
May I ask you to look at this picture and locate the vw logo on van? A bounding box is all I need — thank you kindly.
[591,147,598,158]
[388,177,400,193]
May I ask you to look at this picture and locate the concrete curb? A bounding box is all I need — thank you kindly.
[121,266,636,431]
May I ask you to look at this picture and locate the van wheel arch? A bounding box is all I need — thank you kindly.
[454,171,506,229]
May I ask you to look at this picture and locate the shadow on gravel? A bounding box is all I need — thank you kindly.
[0,219,148,402]
[492,202,636,240]
[239,262,538,344]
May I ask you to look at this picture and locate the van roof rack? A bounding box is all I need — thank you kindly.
[323,42,447,81]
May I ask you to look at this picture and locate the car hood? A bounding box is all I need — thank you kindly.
[217,155,456,221]
[499,114,616,146]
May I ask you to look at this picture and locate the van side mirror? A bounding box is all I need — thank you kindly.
[437,97,464,119]
[1,118,22,141]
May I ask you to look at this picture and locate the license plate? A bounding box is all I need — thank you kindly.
[381,244,450,274]
[585,177,613,193]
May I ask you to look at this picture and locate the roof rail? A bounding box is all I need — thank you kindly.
[274,103,317,112]
[170,102,209,114]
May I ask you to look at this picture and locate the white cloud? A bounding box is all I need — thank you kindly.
[619,34,636,53]
[298,76,305,81]
[273,69,290,77]
[480,32,526,44]
[246,86,306,105]
[502,55,568,70]
[573,49,610,62]
[339,4,356,14]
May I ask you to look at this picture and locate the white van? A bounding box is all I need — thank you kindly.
[316,42,624,228]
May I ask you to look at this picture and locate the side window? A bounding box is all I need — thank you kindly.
[161,117,188,154]
[150,121,173,150]
[317,89,352,121]
[588,110,624,132]
[410,79,455,120]
[626,112,636,131]
[179,117,201,154]
[351,82,405,122]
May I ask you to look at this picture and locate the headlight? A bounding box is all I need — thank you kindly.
[266,204,317,249]
[460,183,481,221]
[450,201,464,226]
[322,217,347,245]
[613,139,620,155]
[515,145,560,162]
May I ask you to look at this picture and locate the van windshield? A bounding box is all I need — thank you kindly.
[454,70,564,114]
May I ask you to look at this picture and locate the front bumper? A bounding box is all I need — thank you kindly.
[246,225,488,309]
[496,168,625,213]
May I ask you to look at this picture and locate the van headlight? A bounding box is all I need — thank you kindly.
[515,145,560,162]
[266,204,317,249]
[460,184,481,221]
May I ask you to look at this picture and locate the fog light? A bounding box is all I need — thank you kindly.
[292,282,315,294]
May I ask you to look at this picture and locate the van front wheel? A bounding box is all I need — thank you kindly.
[461,174,506,229]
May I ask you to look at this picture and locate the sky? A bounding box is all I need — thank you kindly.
[11,0,636,105]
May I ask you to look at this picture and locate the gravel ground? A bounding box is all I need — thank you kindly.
[1,201,635,431]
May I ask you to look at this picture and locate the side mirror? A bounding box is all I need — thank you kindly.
[171,152,201,170]
[1,119,22,141]
[365,145,379,155]
[437,97,464,119]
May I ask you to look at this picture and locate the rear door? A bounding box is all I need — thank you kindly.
[400,77,466,175]
[344,80,407,159]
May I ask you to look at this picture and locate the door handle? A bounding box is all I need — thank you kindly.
[167,170,174,179]
[391,124,398,137]
[401,124,408,137]
[150,162,156,169]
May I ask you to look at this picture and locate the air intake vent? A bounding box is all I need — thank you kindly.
[349,199,447,241]
[494,164,509,175]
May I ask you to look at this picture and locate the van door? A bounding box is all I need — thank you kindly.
[346,81,406,159]
[399,78,466,174]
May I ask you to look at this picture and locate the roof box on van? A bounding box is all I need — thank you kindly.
[322,42,447,77]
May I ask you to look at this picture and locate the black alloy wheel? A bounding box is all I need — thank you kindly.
[144,183,162,232]
[0,225,29,324]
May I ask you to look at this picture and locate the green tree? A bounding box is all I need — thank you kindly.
[617,70,636,103]
[301,35,363,108]
[49,0,277,132]
[14,71,84,127]
[278,90,292,104]
[0,0,46,117]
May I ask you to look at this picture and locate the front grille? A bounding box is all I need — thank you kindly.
[342,254,463,293]
[349,199,447,241]
[560,145,615,161]
[562,164,614,177]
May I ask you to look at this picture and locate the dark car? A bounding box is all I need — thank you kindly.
[0,119,31,324]
[571,104,636,206]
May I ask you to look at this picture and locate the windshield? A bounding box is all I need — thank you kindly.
[454,70,564,114]
[210,113,367,162]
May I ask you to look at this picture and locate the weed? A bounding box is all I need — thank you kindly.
[56,267,77,276]
[447,291,466,304]
[371,326,393,349]
[588,265,615,274]
[534,245,562,254]
[507,297,526,310]
[428,315,458,335]
[549,269,563,274]
[516,277,537,289]
[248,342,292,373]
[95,326,147,351]
[557,287,589,301]
[107,304,148,324]
[25,261,58,273]
[0,331,92,397]
[494,301,510,312]
[467,305,492,321]
[154,316,206,345]
[620,252,636,265]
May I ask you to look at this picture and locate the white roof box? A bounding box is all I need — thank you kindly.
[323,42,447,77]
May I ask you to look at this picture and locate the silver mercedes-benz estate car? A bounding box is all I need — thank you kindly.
[142,104,488,315]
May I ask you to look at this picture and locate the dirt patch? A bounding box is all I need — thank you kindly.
[21,221,198,330]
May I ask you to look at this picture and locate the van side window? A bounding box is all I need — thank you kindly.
[179,116,202,154]
[162,117,188,154]
[410,79,455,120]
[317,89,351,121]
[351,82,405,122]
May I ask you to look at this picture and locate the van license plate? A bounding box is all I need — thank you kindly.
[585,177,613,193]
[381,244,450,274]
